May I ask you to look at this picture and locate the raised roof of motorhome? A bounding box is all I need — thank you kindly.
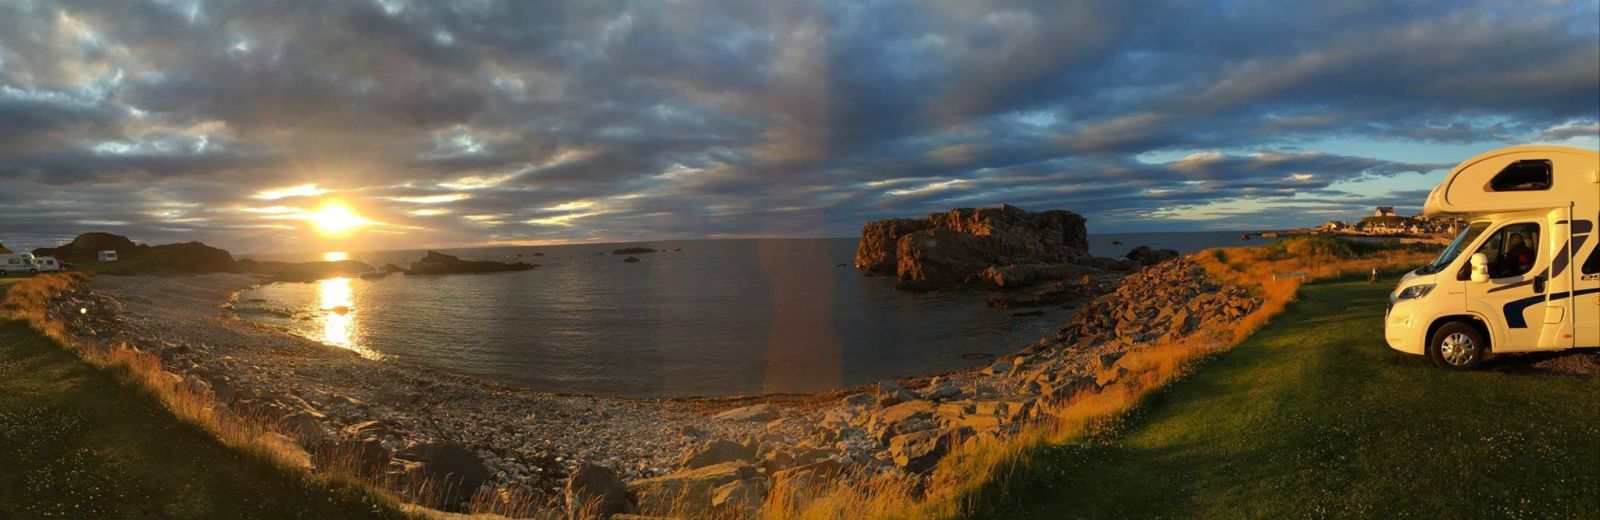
[1422,145,1600,216]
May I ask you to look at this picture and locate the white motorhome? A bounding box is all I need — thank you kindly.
[98,250,119,262]
[1386,145,1600,370]
[1,253,40,275]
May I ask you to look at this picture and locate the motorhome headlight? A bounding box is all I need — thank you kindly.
[1396,284,1435,300]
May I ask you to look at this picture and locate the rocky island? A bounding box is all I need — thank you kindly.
[406,250,535,275]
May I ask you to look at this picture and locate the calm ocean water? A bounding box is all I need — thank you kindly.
[236,232,1277,398]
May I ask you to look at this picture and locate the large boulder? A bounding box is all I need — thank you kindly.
[887,427,965,473]
[855,205,1091,291]
[680,438,757,469]
[392,441,492,508]
[565,463,636,520]
[627,461,758,515]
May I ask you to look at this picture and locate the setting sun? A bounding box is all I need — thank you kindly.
[308,201,368,236]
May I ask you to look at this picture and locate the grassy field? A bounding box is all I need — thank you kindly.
[0,281,406,519]
[965,277,1600,518]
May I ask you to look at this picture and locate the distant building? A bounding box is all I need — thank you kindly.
[1320,220,1350,231]
[1374,206,1397,217]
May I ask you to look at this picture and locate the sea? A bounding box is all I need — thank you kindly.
[234,231,1281,398]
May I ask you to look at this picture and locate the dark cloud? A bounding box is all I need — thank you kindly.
[0,0,1596,252]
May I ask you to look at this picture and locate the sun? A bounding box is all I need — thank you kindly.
[308,201,368,236]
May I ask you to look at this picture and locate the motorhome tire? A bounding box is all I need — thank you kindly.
[1428,321,1486,371]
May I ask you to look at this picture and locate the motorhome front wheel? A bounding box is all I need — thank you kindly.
[1428,322,1486,370]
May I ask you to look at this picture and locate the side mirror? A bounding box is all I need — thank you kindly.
[1469,253,1490,283]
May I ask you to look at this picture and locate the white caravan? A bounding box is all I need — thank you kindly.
[0,253,40,275]
[98,250,119,262]
[1386,145,1600,369]
[33,256,66,272]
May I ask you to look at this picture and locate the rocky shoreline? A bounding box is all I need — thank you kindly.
[40,255,1255,518]
[33,206,1255,518]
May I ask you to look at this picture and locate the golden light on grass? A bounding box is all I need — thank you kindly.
[306,200,368,237]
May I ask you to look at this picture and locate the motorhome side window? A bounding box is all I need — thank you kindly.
[1486,159,1552,191]
[1460,223,1540,280]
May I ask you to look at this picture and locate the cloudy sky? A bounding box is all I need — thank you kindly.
[1,0,1596,253]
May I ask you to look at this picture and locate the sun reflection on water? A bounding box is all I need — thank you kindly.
[317,277,381,360]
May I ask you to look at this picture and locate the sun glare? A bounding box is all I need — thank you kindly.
[309,201,368,236]
[323,251,349,262]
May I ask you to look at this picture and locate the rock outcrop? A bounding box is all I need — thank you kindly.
[407,251,534,275]
[612,247,656,255]
[855,205,1095,291]
[1125,245,1180,266]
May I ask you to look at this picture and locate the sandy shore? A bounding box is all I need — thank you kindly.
[83,273,784,498]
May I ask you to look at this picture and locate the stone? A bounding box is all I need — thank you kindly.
[565,463,636,520]
[280,410,327,444]
[877,387,917,407]
[713,403,778,422]
[887,428,963,473]
[680,438,757,469]
[921,381,962,401]
[841,392,875,407]
[769,459,846,499]
[628,461,757,515]
[866,400,937,443]
[393,441,492,508]
[258,432,312,469]
[983,360,1012,375]
[711,478,767,518]
[342,419,395,439]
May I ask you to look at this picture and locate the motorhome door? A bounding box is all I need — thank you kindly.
[1462,220,1557,352]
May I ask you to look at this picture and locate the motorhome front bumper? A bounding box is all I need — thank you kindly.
[1384,310,1425,355]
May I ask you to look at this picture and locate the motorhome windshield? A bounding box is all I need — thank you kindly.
[1417,221,1490,275]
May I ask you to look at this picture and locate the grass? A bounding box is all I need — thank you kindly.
[963,277,1600,518]
[0,281,410,519]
